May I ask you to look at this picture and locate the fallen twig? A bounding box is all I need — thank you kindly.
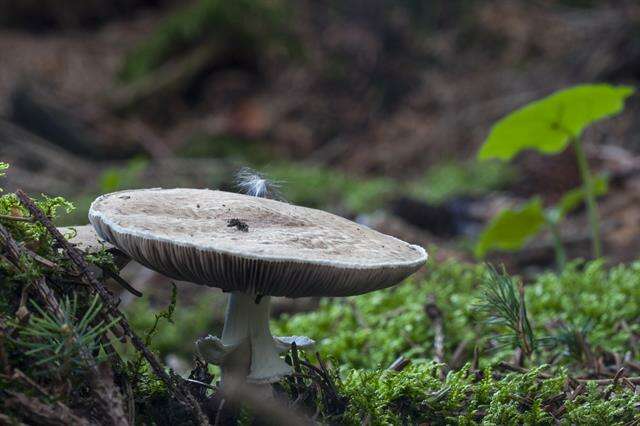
[0,214,34,223]
[101,267,143,297]
[388,356,411,372]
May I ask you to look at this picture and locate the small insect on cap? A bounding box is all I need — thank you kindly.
[88,188,427,297]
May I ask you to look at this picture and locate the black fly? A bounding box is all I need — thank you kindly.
[227,218,249,232]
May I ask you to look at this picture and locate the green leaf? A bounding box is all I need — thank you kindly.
[478,84,634,161]
[557,175,609,218]
[475,198,546,258]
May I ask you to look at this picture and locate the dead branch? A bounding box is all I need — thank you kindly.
[15,189,209,426]
[0,222,129,426]
[5,391,91,426]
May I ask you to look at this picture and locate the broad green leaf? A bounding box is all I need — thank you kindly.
[478,84,634,161]
[475,198,546,258]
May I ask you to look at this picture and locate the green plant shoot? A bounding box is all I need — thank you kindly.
[475,198,546,259]
[476,176,608,266]
[478,84,634,258]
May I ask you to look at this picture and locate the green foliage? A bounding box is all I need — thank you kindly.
[475,198,546,258]
[475,267,536,357]
[264,163,397,213]
[477,84,634,259]
[144,283,178,347]
[274,261,485,371]
[410,161,514,205]
[562,381,639,424]
[0,190,75,258]
[119,0,300,82]
[130,283,179,390]
[126,289,224,360]
[478,84,634,161]
[550,174,608,222]
[338,362,638,425]
[528,260,640,355]
[475,176,608,259]
[274,260,640,371]
[15,294,118,374]
[100,157,149,193]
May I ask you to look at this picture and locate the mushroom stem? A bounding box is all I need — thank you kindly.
[221,291,251,346]
[246,295,292,383]
[220,292,291,385]
[197,292,313,395]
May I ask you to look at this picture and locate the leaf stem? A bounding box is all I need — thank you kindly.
[545,218,567,270]
[573,138,601,258]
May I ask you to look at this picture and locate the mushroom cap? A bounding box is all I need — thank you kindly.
[89,188,427,297]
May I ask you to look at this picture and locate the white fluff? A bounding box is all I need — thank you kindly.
[235,167,283,200]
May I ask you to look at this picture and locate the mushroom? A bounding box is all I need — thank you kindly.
[88,188,427,393]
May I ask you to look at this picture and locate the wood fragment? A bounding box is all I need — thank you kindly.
[388,356,411,372]
[577,376,640,386]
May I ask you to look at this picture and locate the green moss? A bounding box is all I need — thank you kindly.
[0,191,75,257]
[274,260,484,371]
[336,362,638,425]
[526,260,640,355]
[274,260,640,372]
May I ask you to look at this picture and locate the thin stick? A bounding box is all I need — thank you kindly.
[0,214,34,223]
[101,267,143,297]
[16,189,208,426]
[425,294,445,364]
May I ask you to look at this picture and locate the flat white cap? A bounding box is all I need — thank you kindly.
[89,188,427,297]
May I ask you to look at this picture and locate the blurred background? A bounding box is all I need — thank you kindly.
[1,0,640,372]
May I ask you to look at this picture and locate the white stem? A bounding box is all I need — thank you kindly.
[221,292,251,346]
[246,295,292,383]
[197,292,313,394]
[220,293,291,386]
